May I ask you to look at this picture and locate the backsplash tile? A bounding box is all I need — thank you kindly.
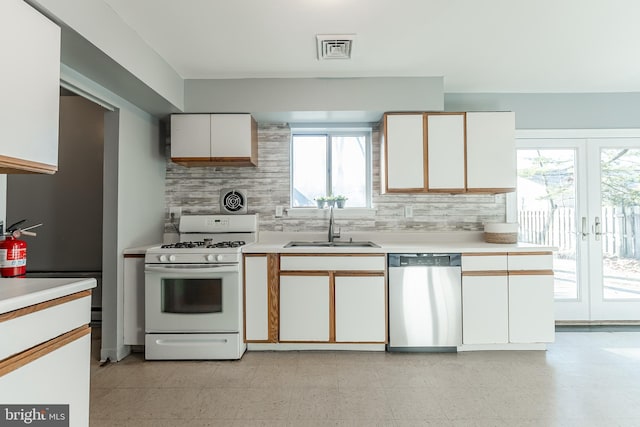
[164,123,506,233]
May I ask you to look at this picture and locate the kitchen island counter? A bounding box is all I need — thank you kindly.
[0,277,96,314]
[0,277,95,426]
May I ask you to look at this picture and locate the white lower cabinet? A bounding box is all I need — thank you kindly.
[462,274,509,344]
[461,252,555,347]
[279,274,330,342]
[244,255,269,342]
[0,334,90,426]
[335,275,386,343]
[275,254,387,345]
[123,255,145,346]
[509,273,555,343]
[0,288,93,427]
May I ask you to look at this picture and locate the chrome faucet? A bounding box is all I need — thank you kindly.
[328,205,341,242]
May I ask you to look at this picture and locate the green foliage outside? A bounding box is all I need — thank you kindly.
[520,149,640,208]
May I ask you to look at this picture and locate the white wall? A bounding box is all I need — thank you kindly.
[28,0,183,112]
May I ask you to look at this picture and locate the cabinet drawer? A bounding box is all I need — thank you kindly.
[280,255,385,271]
[0,292,91,360]
[461,253,507,271]
[508,253,553,271]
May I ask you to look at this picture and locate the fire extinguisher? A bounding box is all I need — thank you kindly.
[0,220,42,278]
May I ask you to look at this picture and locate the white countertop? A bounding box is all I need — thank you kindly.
[0,278,97,314]
[244,231,555,254]
[123,244,162,255]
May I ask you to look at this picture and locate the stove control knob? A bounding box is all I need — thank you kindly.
[206,254,215,262]
[169,255,177,262]
[159,255,168,262]
[216,254,224,262]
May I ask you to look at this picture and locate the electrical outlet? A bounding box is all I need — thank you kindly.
[404,206,413,218]
[275,206,284,217]
[169,207,182,220]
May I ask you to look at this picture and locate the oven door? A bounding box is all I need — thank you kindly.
[145,264,240,333]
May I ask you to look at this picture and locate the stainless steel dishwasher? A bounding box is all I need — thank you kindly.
[388,253,462,352]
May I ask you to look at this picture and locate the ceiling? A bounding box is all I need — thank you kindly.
[100,0,640,93]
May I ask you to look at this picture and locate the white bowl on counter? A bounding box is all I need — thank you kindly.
[483,222,518,244]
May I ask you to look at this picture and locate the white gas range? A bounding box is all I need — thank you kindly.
[144,214,257,360]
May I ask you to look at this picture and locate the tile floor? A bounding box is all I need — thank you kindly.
[89,332,640,426]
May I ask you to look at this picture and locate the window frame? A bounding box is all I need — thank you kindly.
[290,127,373,208]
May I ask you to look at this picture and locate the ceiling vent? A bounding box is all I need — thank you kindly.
[316,34,355,60]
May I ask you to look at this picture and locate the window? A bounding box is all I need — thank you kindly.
[291,129,371,208]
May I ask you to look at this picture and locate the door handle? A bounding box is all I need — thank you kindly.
[581,217,589,241]
[594,216,602,241]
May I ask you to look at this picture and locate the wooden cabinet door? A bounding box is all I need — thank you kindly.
[334,275,386,343]
[1,0,60,173]
[509,273,555,343]
[170,114,211,158]
[466,112,516,192]
[123,256,145,346]
[426,113,466,191]
[244,255,269,342]
[462,274,509,344]
[279,274,330,342]
[383,113,426,192]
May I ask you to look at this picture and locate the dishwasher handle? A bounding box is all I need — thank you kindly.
[388,253,461,267]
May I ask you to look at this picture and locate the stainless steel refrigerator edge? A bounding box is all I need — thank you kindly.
[388,253,462,352]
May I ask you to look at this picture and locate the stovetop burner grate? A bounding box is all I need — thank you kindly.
[160,240,247,249]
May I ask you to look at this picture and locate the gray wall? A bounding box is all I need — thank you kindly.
[7,95,104,271]
[185,77,444,123]
[164,123,506,233]
[445,93,640,129]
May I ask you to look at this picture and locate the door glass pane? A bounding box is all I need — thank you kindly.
[292,135,327,207]
[600,148,640,300]
[162,278,223,313]
[517,149,578,299]
[331,135,367,207]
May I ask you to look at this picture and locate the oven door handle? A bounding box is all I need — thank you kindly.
[145,264,239,274]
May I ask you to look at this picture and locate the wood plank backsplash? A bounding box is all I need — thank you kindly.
[164,123,506,233]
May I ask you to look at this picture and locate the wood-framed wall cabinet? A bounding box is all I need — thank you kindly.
[0,0,61,174]
[381,111,515,194]
[465,111,516,192]
[170,113,258,167]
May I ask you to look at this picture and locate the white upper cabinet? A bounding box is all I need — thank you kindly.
[171,113,258,167]
[382,111,515,194]
[426,113,466,192]
[210,114,255,159]
[170,114,210,158]
[0,0,60,174]
[382,113,426,192]
[466,111,516,192]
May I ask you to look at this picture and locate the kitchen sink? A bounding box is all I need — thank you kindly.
[284,240,380,248]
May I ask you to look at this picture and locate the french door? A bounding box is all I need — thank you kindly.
[516,132,640,321]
